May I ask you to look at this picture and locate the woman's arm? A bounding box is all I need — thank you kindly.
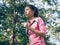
[27,24,46,37]
[28,27,45,37]
[23,18,46,37]
[25,23,46,37]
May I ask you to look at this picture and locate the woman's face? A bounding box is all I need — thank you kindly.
[24,6,34,18]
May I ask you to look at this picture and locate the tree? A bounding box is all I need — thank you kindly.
[0,0,60,45]
[0,0,28,45]
[39,0,60,45]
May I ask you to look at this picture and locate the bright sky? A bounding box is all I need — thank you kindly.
[0,0,3,3]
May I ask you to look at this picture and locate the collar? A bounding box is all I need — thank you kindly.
[28,20,36,26]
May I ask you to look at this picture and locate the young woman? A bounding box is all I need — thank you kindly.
[24,4,46,45]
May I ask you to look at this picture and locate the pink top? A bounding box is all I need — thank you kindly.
[27,17,46,45]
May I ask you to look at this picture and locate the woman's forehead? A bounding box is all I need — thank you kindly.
[25,6,31,10]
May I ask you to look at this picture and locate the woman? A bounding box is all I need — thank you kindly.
[24,4,46,45]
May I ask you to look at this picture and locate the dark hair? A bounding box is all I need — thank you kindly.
[25,4,38,17]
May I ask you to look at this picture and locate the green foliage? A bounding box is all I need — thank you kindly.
[44,35,55,45]
[0,0,28,45]
[0,0,60,45]
[39,8,47,23]
[55,26,60,32]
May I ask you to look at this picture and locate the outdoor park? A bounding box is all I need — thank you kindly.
[0,0,60,45]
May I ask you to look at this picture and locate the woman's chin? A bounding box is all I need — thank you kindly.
[26,16,28,18]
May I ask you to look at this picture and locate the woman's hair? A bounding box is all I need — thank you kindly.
[25,4,38,17]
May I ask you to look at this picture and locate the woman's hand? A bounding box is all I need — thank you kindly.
[26,43,30,45]
[22,22,30,30]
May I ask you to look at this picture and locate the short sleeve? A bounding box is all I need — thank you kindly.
[37,17,46,35]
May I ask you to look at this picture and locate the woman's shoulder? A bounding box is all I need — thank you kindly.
[35,17,43,21]
[35,17,44,24]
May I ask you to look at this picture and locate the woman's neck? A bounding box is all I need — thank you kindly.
[28,16,35,22]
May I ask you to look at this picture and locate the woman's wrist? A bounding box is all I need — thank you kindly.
[28,27,34,31]
[27,27,31,30]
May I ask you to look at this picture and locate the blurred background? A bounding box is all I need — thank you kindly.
[0,0,60,45]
